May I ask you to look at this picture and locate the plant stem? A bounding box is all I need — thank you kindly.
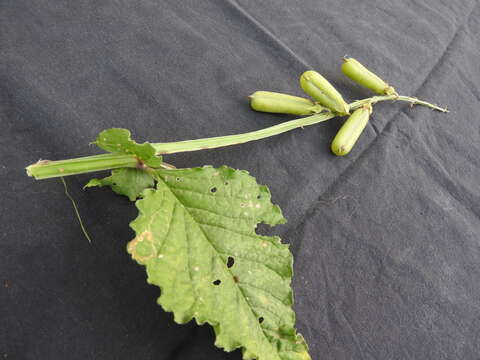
[26,153,138,179]
[26,94,447,180]
[152,94,447,154]
[152,112,336,154]
[349,95,448,112]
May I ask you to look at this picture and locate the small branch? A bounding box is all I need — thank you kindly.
[349,95,448,112]
[397,96,448,112]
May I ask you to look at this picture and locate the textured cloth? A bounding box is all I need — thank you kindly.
[2,1,480,359]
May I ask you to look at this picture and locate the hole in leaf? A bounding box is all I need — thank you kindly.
[255,223,272,236]
[176,177,181,181]
[213,279,221,286]
[257,195,261,199]
[227,256,235,268]
[224,181,229,185]
[258,317,264,324]
[211,187,217,193]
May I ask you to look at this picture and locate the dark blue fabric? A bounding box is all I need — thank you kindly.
[2,1,479,359]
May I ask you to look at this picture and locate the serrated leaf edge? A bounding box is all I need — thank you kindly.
[128,166,310,360]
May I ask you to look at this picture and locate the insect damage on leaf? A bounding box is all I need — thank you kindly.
[84,168,155,201]
[94,128,162,168]
[127,165,311,360]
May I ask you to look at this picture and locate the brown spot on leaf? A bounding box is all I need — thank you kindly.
[127,231,155,264]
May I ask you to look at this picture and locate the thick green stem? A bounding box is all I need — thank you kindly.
[26,153,139,179]
[26,94,447,180]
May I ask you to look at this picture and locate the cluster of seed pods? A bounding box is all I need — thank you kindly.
[249,58,396,156]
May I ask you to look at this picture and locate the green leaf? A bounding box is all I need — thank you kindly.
[127,166,311,360]
[94,128,162,167]
[84,168,155,201]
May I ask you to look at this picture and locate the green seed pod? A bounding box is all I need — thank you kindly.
[249,91,324,115]
[341,57,397,96]
[299,70,350,115]
[331,103,373,156]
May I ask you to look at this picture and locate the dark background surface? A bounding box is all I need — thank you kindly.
[2,1,480,359]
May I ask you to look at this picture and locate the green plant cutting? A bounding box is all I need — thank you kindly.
[26,58,447,360]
